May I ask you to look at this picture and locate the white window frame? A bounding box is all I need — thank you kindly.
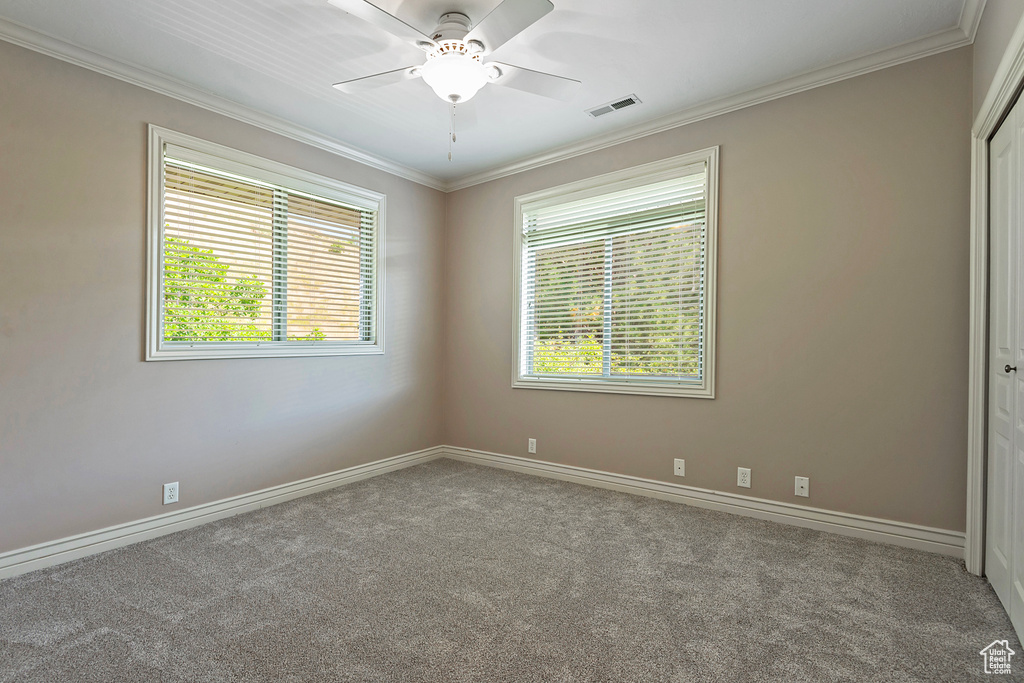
[511,147,718,398]
[146,125,386,361]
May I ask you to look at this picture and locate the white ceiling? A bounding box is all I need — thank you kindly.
[0,0,980,189]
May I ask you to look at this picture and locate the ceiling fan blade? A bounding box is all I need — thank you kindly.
[327,0,436,51]
[488,62,580,101]
[464,0,553,55]
[333,66,421,94]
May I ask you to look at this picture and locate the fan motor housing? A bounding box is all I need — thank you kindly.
[427,12,484,64]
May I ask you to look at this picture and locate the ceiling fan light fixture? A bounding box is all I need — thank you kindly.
[421,52,488,103]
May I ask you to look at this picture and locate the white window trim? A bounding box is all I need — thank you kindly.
[146,125,386,361]
[511,147,719,398]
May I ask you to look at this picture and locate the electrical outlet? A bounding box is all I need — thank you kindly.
[737,467,751,488]
[795,476,809,497]
[528,438,537,454]
[163,482,179,505]
[673,459,685,477]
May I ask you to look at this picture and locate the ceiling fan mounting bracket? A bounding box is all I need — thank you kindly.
[432,12,473,42]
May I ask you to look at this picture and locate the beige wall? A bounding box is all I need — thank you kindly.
[0,40,446,554]
[973,0,1024,120]
[443,48,973,532]
[0,34,978,555]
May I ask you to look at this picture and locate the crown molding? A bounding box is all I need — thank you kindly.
[0,17,447,192]
[0,2,986,195]
[444,4,985,192]
[961,0,988,44]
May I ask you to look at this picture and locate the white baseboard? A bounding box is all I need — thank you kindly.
[0,446,444,580]
[441,446,966,558]
[0,443,966,581]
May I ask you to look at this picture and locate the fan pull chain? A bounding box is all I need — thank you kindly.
[448,102,456,162]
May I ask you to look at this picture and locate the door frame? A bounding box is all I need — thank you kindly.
[967,16,1024,576]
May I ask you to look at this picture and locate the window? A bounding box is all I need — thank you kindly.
[146,126,384,360]
[513,148,718,398]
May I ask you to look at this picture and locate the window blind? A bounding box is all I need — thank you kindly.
[520,168,707,383]
[162,159,377,346]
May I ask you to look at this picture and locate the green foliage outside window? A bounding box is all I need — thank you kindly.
[163,235,270,342]
[529,227,701,379]
[162,235,325,342]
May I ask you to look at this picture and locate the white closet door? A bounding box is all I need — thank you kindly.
[1013,105,1024,637]
[988,95,1024,639]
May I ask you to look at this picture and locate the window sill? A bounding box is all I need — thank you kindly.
[512,376,714,399]
[147,341,384,361]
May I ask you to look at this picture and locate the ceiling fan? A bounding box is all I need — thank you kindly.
[328,0,581,106]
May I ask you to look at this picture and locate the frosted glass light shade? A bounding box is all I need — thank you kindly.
[421,53,487,103]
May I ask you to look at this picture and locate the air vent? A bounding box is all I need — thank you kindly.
[586,94,642,118]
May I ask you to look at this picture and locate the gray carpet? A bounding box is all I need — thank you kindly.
[0,459,1019,682]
